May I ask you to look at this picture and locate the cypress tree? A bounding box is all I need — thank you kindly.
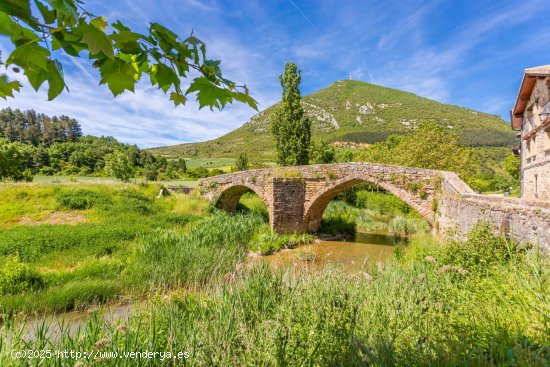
[271,62,311,166]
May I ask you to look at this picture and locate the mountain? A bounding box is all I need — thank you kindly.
[148,80,515,161]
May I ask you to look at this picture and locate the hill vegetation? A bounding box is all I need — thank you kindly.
[149,80,516,161]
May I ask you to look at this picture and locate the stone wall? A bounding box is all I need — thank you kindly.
[436,175,550,252]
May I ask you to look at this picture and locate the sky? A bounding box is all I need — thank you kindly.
[1,0,549,148]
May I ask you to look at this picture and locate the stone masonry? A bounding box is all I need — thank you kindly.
[199,163,550,251]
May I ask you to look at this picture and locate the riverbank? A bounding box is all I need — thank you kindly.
[0,183,548,366]
[2,233,548,366]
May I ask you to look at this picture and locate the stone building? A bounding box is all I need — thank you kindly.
[511,65,550,200]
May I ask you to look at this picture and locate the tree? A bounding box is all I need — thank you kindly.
[358,122,475,179]
[503,155,520,180]
[271,62,311,166]
[236,152,249,171]
[104,150,134,182]
[0,0,257,111]
[310,140,336,164]
[0,138,33,181]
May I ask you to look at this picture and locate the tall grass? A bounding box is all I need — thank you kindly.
[2,234,547,366]
[0,184,198,313]
[126,211,265,289]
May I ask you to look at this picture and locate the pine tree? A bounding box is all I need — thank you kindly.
[271,62,311,166]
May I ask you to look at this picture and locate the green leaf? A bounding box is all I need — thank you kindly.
[0,0,33,26]
[35,0,56,24]
[0,74,22,99]
[112,20,130,32]
[184,35,202,46]
[186,77,232,110]
[81,29,114,59]
[99,59,136,96]
[170,92,187,106]
[91,16,108,31]
[6,42,50,70]
[46,59,65,100]
[232,90,258,110]
[47,0,78,20]
[110,31,142,53]
[51,30,83,56]
[25,66,48,90]
[0,12,19,36]
[155,64,179,92]
[0,12,39,45]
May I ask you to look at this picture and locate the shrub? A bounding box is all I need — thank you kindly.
[0,255,44,295]
[441,222,523,272]
[55,189,111,210]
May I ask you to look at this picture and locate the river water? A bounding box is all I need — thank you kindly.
[258,231,406,272]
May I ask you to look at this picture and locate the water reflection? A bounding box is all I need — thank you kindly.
[259,232,405,272]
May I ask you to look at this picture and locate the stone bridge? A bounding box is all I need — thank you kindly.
[198,163,550,250]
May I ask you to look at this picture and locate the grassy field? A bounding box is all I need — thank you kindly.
[31,175,198,187]
[0,184,548,366]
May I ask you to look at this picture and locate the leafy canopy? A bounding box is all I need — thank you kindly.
[0,0,257,110]
[357,122,475,179]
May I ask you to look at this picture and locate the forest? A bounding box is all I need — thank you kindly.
[0,108,187,181]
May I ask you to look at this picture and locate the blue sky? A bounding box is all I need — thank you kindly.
[1,0,549,147]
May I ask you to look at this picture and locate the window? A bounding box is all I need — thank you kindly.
[535,174,539,198]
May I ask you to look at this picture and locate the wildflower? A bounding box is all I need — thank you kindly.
[425,256,437,264]
[417,273,426,281]
[94,338,110,350]
[456,267,469,276]
[116,324,127,333]
[437,265,452,274]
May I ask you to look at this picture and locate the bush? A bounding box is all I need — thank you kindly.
[0,255,44,295]
[187,167,210,179]
[441,222,523,272]
[55,189,111,210]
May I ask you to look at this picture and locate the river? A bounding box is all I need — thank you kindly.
[257,231,406,272]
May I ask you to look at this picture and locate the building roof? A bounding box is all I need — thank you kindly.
[511,65,550,130]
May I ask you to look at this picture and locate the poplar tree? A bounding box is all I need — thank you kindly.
[271,62,311,166]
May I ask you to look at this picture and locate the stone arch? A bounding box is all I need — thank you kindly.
[303,177,432,232]
[214,183,269,213]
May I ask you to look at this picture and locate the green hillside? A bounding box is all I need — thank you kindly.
[148,80,515,161]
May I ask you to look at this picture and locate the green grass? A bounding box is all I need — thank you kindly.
[1,228,547,366]
[29,175,198,186]
[0,184,202,313]
[320,190,429,237]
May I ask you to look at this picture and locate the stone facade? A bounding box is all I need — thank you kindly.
[511,66,550,200]
[199,162,550,252]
